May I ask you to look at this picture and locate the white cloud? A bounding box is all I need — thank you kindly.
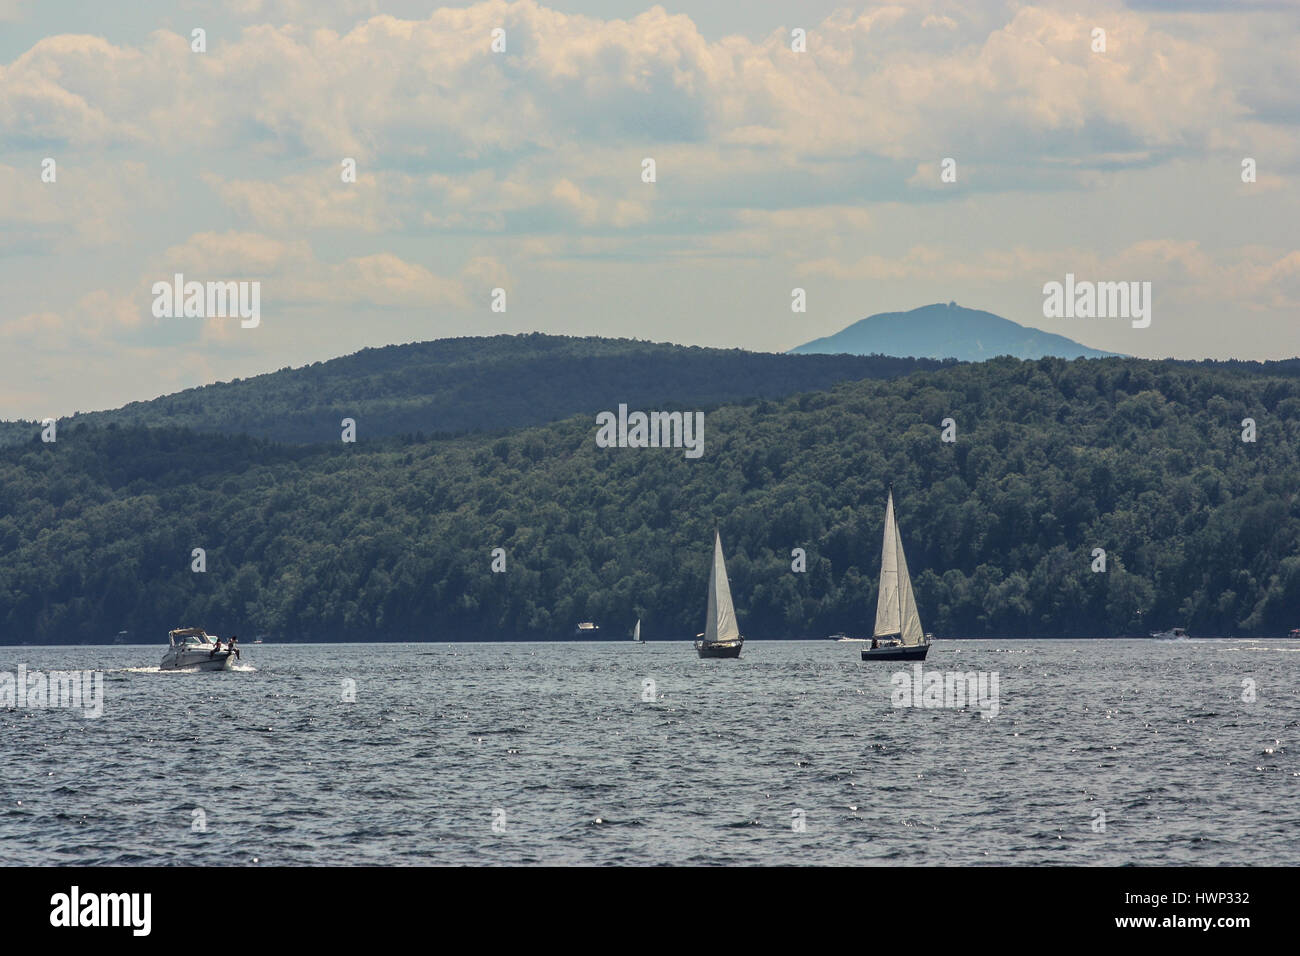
[158,231,312,276]
[0,2,1282,167]
[0,160,157,249]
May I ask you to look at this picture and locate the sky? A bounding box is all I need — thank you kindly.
[1,0,1298,418]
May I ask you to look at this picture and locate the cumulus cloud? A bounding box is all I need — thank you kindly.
[0,1,1281,166]
[2,232,478,354]
[148,230,473,309]
[0,291,144,351]
[0,309,64,344]
[205,161,655,234]
[156,231,311,276]
[203,168,399,233]
[0,160,158,249]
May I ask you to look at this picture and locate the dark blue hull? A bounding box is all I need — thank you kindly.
[861,643,930,661]
[696,640,743,659]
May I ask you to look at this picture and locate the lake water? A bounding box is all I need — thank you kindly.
[1,639,1296,866]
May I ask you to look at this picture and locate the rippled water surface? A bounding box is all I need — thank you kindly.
[2,639,1297,865]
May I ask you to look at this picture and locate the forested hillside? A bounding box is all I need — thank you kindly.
[1,356,1297,644]
[0,335,950,446]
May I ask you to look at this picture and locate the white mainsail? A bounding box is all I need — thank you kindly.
[633,618,641,642]
[704,530,741,644]
[873,490,925,646]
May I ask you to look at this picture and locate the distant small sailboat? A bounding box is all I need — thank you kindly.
[632,618,644,643]
[695,530,744,659]
[861,489,931,661]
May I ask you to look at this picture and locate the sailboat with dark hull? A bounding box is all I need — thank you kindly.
[695,530,744,659]
[862,489,932,661]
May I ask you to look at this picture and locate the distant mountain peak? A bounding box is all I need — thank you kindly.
[789,303,1122,361]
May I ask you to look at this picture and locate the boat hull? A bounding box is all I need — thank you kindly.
[160,650,234,671]
[696,640,743,659]
[861,643,930,661]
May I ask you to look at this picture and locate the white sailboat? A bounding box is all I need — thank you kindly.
[861,489,932,661]
[695,529,744,659]
[632,618,644,643]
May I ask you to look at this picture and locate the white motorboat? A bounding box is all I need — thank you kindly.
[1150,626,1188,640]
[161,627,235,671]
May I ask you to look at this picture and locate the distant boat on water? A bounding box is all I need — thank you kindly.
[1289,629,1300,639]
[160,627,234,671]
[632,618,644,643]
[1150,626,1188,640]
[861,489,931,661]
[695,530,744,659]
[575,622,600,637]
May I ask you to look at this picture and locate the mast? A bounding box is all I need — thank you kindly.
[704,529,740,644]
[874,489,924,645]
[874,490,901,638]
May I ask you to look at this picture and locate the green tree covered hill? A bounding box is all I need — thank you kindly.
[1,356,1297,644]
[0,334,950,446]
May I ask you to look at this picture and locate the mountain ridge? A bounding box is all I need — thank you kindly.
[790,302,1122,360]
[0,334,952,447]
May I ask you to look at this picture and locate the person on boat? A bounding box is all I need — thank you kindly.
[228,635,240,661]
[209,638,223,659]
[871,638,879,649]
